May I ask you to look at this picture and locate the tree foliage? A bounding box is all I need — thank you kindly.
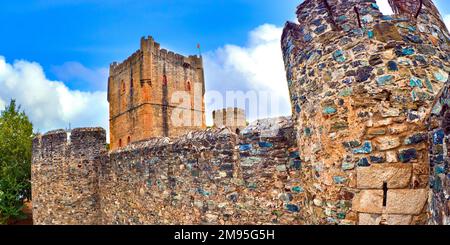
[0,100,33,224]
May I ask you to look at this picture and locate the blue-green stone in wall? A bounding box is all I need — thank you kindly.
[333,176,347,184]
[409,77,423,88]
[358,158,370,167]
[342,162,355,171]
[339,88,353,97]
[425,78,433,92]
[258,141,274,148]
[333,50,346,63]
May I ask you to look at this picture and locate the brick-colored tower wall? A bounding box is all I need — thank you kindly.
[108,37,206,151]
[31,128,107,225]
[282,0,450,224]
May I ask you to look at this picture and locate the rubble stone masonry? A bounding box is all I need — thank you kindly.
[213,108,247,134]
[281,0,450,224]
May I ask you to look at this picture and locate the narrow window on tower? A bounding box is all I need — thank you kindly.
[127,136,131,145]
[119,139,122,148]
[187,81,191,91]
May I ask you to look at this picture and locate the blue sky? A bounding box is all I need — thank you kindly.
[0,0,450,136]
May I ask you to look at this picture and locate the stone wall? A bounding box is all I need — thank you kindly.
[282,0,450,225]
[108,36,206,151]
[213,108,247,134]
[32,117,300,225]
[32,128,107,225]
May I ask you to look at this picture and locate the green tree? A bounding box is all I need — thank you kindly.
[0,100,33,224]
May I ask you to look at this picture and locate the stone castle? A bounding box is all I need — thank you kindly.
[32,0,449,225]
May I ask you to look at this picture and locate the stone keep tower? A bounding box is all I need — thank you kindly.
[108,36,206,151]
[282,0,450,224]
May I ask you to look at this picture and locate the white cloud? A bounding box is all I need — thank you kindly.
[0,56,109,138]
[51,62,108,91]
[204,24,291,124]
[376,0,394,15]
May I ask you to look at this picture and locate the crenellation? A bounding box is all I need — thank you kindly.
[110,50,143,75]
[40,130,68,160]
